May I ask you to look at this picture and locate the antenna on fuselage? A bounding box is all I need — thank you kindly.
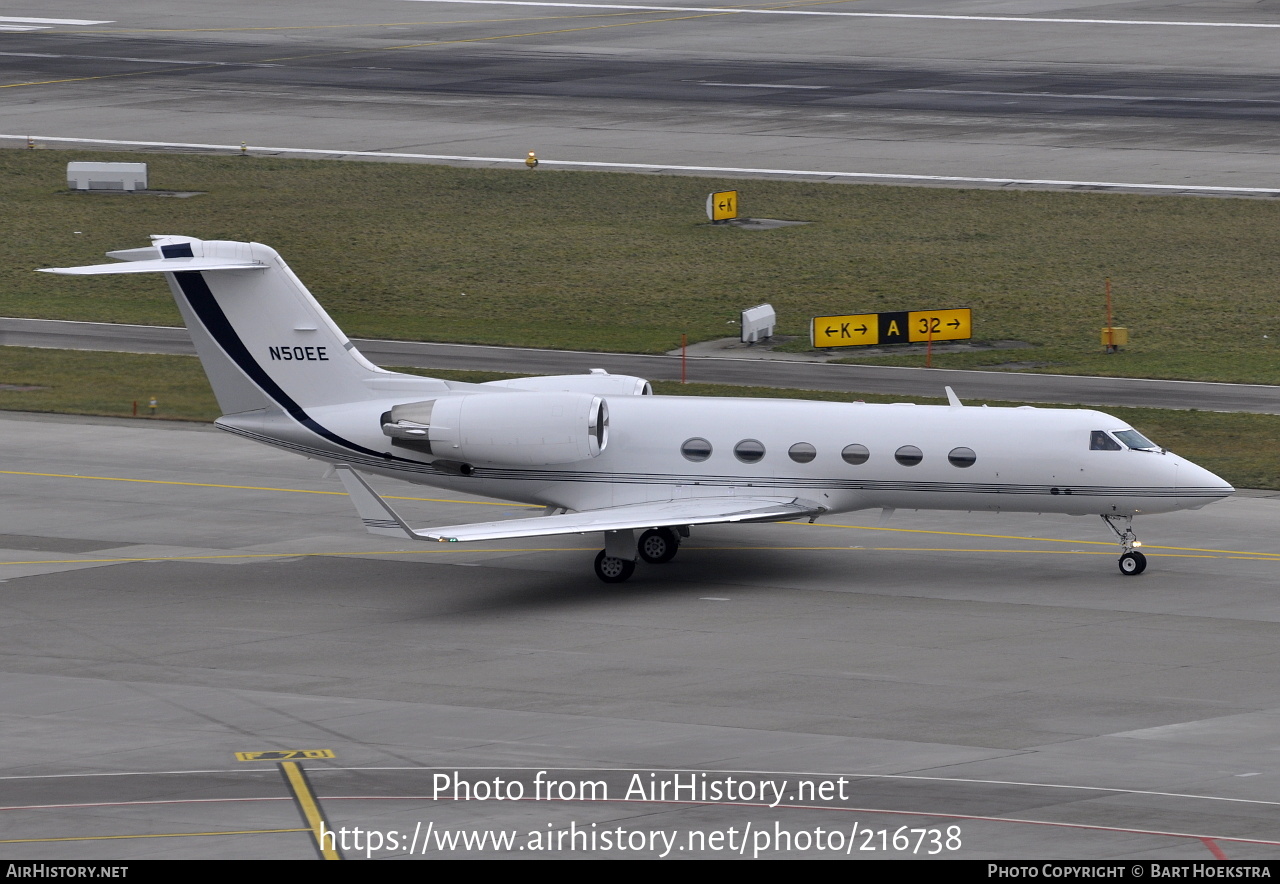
[945,386,963,408]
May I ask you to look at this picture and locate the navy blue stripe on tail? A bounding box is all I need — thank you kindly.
[173,271,390,460]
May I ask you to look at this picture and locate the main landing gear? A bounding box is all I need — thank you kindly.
[1102,514,1146,576]
[593,527,685,582]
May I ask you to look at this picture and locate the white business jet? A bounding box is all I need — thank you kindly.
[43,237,1234,581]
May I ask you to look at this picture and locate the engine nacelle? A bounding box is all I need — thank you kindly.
[483,369,651,397]
[383,391,608,466]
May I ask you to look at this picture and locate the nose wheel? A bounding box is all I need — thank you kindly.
[1119,550,1147,575]
[1103,515,1147,576]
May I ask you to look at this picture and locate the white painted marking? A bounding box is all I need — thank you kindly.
[399,1,1280,29]
[700,597,730,601]
[0,26,48,32]
[3,135,1278,197]
[911,88,1280,106]
[0,16,113,26]
[699,82,828,90]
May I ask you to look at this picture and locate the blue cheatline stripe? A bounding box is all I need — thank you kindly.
[172,271,402,462]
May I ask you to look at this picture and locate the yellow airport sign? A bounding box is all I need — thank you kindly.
[236,749,336,762]
[812,308,971,348]
[908,308,971,343]
[811,313,879,347]
[706,190,738,222]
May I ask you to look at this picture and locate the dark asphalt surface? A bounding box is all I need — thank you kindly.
[4,317,1277,413]
[6,33,1279,126]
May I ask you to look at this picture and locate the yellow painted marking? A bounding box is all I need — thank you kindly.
[0,548,595,566]
[812,312,879,347]
[0,828,308,844]
[808,521,1280,557]
[0,469,535,507]
[908,308,972,343]
[4,544,1277,568]
[237,749,335,762]
[0,67,196,90]
[3,471,1273,564]
[280,762,341,861]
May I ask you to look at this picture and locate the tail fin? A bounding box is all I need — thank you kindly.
[41,236,389,416]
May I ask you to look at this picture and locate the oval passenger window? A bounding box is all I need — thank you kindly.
[841,444,870,465]
[788,442,817,464]
[734,439,766,463]
[895,445,923,466]
[681,437,712,462]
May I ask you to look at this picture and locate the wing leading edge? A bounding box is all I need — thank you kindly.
[335,466,825,542]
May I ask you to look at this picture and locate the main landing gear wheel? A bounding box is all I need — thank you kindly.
[1118,551,1147,576]
[594,550,636,583]
[637,527,680,564]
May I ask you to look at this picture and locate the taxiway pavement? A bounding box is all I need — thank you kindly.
[1,411,1278,858]
[3,316,1279,413]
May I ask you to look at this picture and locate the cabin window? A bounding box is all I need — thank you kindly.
[841,443,870,465]
[681,437,713,462]
[734,439,766,463]
[1114,429,1160,451]
[948,447,977,468]
[1090,431,1122,451]
[895,445,923,466]
[788,442,817,464]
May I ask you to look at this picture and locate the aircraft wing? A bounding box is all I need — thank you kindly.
[336,466,824,542]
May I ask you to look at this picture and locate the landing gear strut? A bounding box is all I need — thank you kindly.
[1102,514,1146,576]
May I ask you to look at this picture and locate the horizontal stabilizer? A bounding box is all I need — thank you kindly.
[39,258,264,275]
[335,466,825,543]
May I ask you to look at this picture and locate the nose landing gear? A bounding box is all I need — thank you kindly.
[1102,514,1147,575]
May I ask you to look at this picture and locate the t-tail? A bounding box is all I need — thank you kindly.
[40,235,394,418]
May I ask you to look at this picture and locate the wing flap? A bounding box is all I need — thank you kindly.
[335,466,824,543]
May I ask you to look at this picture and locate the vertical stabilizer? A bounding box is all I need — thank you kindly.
[43,236,391,417]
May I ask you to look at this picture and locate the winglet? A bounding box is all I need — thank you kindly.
[335,465,422,540]
[945,385,963,408]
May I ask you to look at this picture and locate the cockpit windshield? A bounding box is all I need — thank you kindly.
[1089,430,1122,451]
[1113,429,1161,451]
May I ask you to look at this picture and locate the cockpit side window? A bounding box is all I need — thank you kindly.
[1090,430,1122,451]
[1114,429,1160,451]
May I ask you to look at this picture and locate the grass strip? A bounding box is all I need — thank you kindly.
[6,149,1280,383]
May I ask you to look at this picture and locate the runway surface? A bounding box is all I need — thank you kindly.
[4,316,1280,414]
[2,1,1279,192]
[2,411,1279,859]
